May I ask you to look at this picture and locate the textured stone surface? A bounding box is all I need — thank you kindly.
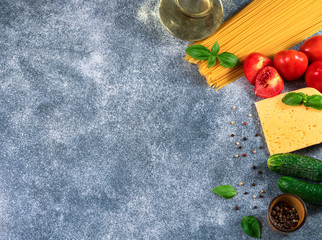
[0,0,321,239]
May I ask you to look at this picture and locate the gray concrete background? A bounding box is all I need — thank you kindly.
[0,0,321,239]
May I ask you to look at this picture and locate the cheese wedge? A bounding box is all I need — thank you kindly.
[255,88,322,155]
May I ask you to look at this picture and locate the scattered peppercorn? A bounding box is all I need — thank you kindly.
[259,194,264,198]
[235,206,239,210]
[232,106,236,110]
[271,202,299,230]
[242,154,247,157]
[239,182,244,186]
[243,122,247,125]
[252,166,257,170]
[231,134,235,137]
[234,155,239,158]
[243,137,247,141]
[255,133,259,137]
[259,146,264,149]
[252,183,256,186]
[238,146,242,149]
[248,114,252,117]
[260,190,265,193]
[231,121,235,125]
[257,170,263,174]
[254,206,258,209]
[253,195,257,199]
[236,142,240,145]
[252,150,257,154]
[244,192,248,195]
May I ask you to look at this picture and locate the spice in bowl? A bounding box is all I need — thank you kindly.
[267,194,307,234]
[270,202,299,230]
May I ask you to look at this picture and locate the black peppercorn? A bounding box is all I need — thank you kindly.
[271,202,299,230]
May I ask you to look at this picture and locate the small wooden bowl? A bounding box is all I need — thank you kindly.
[267,193,307,234]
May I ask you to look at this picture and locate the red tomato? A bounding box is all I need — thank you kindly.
[243,52,273,85]
[305,61,322,93]
[300,35,322,62]
[254,66,284,98]
[273,50,308,81]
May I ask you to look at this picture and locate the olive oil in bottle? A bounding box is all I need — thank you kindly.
[159,0,223,41]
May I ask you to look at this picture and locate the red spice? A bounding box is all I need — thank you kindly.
[242,154,247,157]
[243,122,247,125]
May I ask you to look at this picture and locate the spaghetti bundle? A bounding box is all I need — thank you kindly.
[185,0,322,89]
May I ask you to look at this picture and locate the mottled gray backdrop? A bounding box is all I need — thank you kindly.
[0,0,321,239]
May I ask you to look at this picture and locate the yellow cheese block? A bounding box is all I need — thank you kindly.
[255,88,322,155]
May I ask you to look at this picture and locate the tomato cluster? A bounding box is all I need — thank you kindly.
[243,35,322,98]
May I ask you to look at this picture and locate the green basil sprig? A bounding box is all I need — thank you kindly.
[186,42,240,68]
[212,185,237,199]
[241,216,261,239]
[282,92,322,110]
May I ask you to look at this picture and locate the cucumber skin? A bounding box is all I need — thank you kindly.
[278,176,322,205]
[268,153,322,182]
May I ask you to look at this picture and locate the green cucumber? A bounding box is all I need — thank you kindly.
[278,176,322,205]
[267,153,322,182]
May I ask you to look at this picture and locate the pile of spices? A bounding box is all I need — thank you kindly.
[271,202,299,230]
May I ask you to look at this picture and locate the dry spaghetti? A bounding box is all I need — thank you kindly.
[185,0,322,89]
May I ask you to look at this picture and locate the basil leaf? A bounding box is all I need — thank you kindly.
[185,45,211,60]
[211,41,219,56]
[208,55,217,68]
[212,185,237,199]
[307,95,322,110]
[241,216,261,239]
[217,52,240,68]
[282,92,303,106]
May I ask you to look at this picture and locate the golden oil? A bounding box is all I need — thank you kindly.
[159,0,223,41]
